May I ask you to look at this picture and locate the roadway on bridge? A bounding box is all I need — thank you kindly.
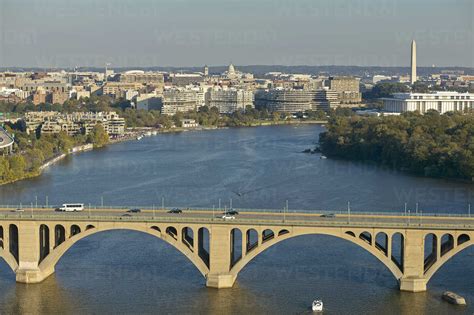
[0,207,473,229]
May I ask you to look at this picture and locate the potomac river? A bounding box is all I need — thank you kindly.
[0,125,473,314]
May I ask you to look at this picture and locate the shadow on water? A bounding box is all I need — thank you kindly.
[0,272,77,314]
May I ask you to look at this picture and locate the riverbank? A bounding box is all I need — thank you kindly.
[0,144,94,186]
[112,119,327,144]
[246,119,327,126]
[39,144,93,171]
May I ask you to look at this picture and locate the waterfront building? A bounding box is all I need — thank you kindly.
[181,119,199,128]
[24,111,125,137]
[160,89,199,115]
[313,89,340,111]
[206,88,254,114]
[328,76,361,104]
[41,119,82,136]
[255,88,337,113]
[382,92,474,114]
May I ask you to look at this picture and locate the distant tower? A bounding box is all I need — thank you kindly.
[204,65,209,76]
[105,62,111,83]
[410,40,417,84]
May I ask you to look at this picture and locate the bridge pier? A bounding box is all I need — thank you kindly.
[399,230,427,292]
[205,225,236,289]
[399,277,427,292]
[15,222,55,284]
[206,274,236,288]
[16,267,55,284]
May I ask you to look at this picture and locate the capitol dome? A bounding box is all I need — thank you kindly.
[228,63,235,75]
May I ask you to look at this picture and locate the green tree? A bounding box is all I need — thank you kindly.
[87,124,109,148]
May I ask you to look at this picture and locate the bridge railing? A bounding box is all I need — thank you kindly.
[0,204,472,219]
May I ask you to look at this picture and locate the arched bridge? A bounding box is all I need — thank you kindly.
[0,207,472,292]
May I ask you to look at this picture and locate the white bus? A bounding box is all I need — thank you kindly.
[58,203,84,212]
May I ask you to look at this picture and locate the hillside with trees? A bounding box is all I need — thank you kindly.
[319,111,474,181]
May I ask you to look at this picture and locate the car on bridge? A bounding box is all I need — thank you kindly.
[168,208,182,214]
[320,213,336,218]
[127,208,141,213]
[225,209,239,215]
[222,214,235,220]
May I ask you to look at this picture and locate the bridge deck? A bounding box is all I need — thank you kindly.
[1,207,473,230]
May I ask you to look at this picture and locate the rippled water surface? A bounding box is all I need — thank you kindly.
[0,125,473,314]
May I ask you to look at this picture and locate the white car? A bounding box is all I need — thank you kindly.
[222,214,235,220]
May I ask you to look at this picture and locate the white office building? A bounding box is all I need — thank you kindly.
[206,88,254,114]
[382,92,474,114]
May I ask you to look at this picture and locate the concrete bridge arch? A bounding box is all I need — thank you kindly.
[38,223,211,282]
[228,227,404,282]
[0,221,211,284]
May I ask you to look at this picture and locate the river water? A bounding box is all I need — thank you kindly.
[0,125,473,314]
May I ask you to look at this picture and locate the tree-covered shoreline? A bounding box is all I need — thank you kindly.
[319,111,474,181]
[0,124,109,185]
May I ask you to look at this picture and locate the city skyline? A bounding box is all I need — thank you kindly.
[1,0,473,68]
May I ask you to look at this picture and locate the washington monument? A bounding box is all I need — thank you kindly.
[411,40,417,84]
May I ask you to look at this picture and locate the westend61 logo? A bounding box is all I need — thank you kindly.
[275,0,398,17]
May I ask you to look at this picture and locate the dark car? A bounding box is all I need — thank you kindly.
[168,208,182,214]
[127,208,141,213]
[121,213,132,217]
[320,213,336,218]
[225,209,239,215]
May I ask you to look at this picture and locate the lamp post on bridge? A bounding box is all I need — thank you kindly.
[46,196,48,208]
[212,205,215,221]
[469,204,471,218]
[347,201,351,224]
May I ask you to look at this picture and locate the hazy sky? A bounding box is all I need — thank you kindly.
[0,0,473,68]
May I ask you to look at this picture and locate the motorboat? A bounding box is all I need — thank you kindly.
[312,299,323,312]
[320,155,327,159]
[136,135,143,140]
